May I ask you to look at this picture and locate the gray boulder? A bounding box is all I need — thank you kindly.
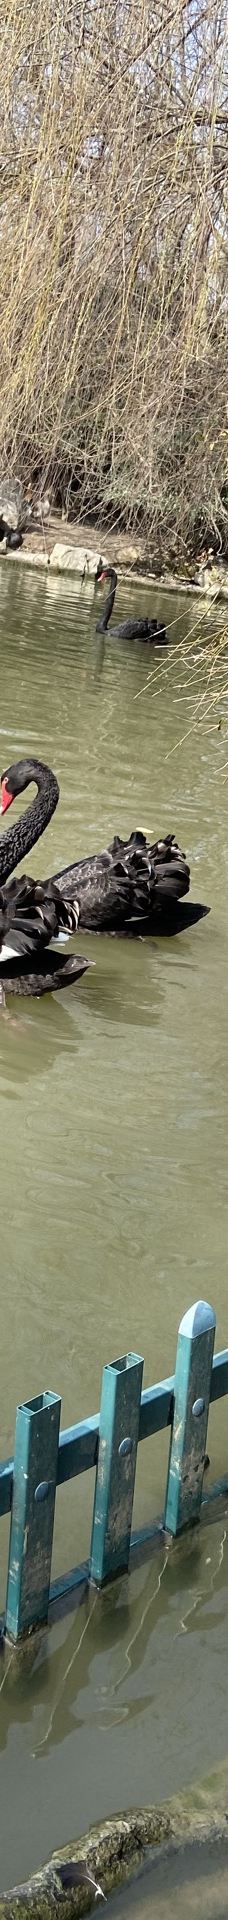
[0,476,23,530]
[49,542,103,577]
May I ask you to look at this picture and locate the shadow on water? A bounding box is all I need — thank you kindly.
[0,1549,193,1754]
[1,1507,227,1761]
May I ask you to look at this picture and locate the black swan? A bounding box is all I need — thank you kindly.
[0,516,23,550]
[0,764,89,1002]
[0,757,207,940]
[96,565,168,643]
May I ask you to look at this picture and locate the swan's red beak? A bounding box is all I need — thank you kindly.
[0,780,14,814]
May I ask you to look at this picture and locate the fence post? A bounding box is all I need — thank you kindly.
[165,1299,216,1535]
[90,1352,143,1584]
[5,1391,61,1640]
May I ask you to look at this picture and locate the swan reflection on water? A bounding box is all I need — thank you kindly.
[0,993,81,1089]
[0,888,209,1088]
[0,883,208,1098]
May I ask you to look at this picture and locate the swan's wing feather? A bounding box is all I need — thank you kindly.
[45,831,190,931]
[0,875,79,956]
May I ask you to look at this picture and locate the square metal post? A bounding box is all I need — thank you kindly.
[6,1391,61,1639]
[90,1351,143,1584]
[165,1300,216,1534]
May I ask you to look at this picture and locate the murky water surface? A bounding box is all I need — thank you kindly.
[0,560,228,1890]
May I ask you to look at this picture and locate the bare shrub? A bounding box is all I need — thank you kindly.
[0,0,228,559]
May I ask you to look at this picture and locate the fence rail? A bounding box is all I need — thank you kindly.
[1,1298,228,1642]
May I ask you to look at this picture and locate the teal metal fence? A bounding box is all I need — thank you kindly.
[1,1297,228,1643]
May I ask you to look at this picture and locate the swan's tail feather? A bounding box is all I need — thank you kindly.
[106,830,190,922]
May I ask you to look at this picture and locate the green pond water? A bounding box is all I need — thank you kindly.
[0,559,228,1891]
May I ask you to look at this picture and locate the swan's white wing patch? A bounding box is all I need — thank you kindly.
[51,930,70,945]
[0,943,21,962]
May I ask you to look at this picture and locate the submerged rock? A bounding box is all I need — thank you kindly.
[0,1810,171,1917]
[1,1784,228,1918]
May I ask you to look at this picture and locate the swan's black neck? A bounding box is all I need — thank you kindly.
[0,761,59,884]
[96,569,117,633]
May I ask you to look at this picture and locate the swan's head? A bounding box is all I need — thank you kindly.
[0,757,47,814]
[96,563,117,589]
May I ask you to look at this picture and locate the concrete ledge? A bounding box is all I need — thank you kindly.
[1,539,228,601]
[3,548,49,569]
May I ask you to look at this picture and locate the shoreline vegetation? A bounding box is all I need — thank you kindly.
[1,512,228,601]
[1,1,228,571]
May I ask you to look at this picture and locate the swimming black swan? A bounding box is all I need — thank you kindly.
[0,765,89,1001]
[0,757,207,941]
[96,565,167,643]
